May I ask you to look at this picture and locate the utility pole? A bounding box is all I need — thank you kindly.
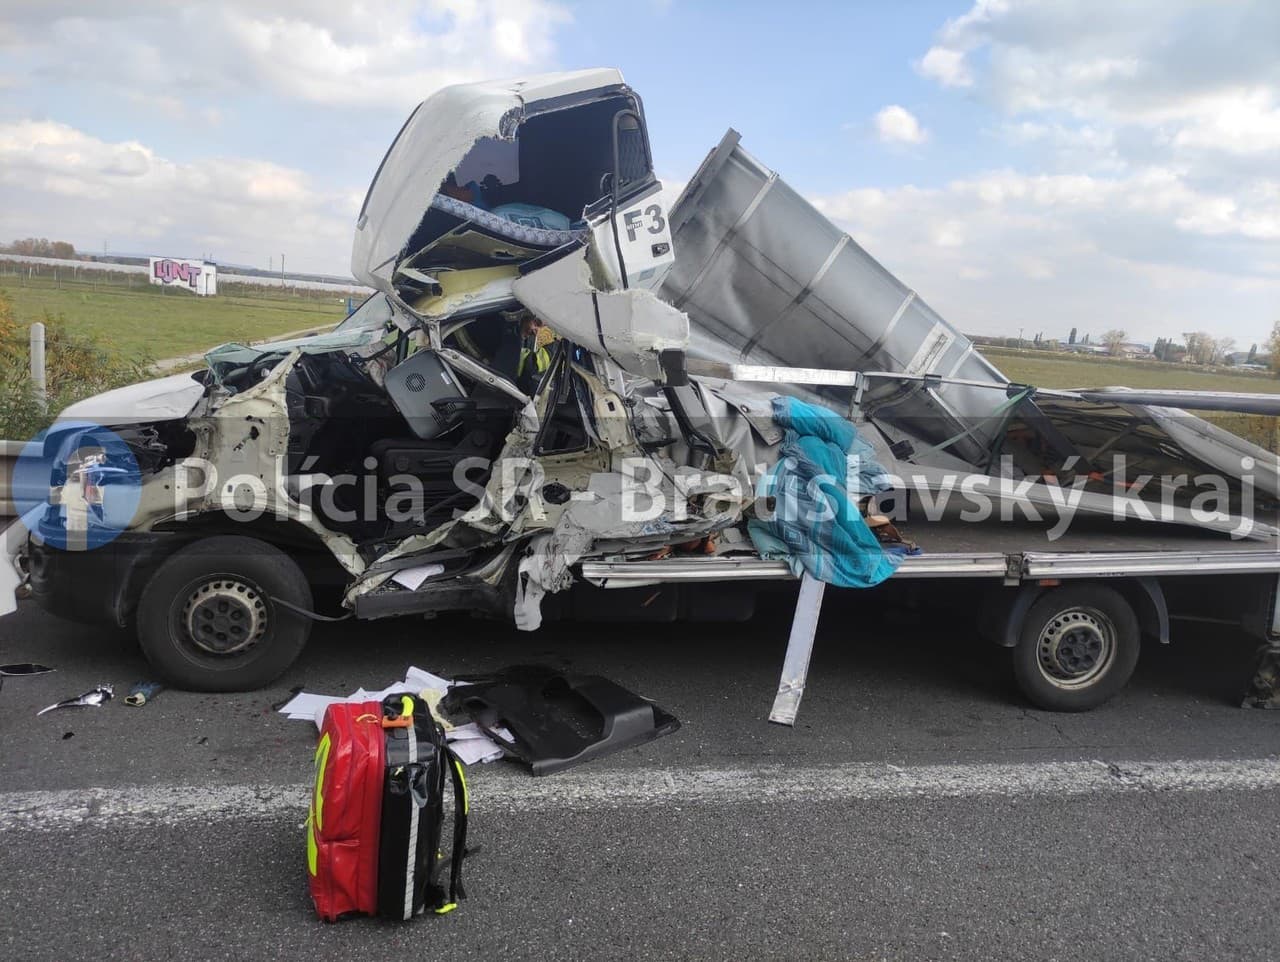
[280,254,285,289]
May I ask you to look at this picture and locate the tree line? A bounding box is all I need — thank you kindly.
[1,238,78,259]
[1017,325,1279,373]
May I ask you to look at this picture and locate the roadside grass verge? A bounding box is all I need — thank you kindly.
[3,275,348,359]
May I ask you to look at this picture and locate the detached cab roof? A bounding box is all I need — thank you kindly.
[351,68,629,292]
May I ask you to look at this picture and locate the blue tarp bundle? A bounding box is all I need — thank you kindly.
[748,396,912,588]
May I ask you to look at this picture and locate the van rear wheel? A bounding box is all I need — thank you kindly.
[1012,584,1140,712]
[137,536,313,691]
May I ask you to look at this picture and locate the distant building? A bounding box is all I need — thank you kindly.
[149,256,217,296]
[1226,351,1272,368]
[1118,342,1154,359]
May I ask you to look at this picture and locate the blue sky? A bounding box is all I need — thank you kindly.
[1,1,1277,347]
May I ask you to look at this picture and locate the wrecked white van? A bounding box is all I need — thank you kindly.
[11,69,1280,714]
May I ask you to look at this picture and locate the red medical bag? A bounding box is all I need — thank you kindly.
[306,694,470,922]
[307,701,386,920]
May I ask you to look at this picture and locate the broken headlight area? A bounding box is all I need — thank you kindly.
[17,422,149,549]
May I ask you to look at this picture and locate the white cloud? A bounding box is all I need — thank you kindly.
[917,46,972,88]
[0,1,571,111]
[1171,88,1280,155]
[811,165,1280,345]
[890,0,1280,344]
[918,0,1280,151]
[0,120,355,273]
[874,105,928,145]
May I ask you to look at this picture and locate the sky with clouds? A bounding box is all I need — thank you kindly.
[1,0,1277,346]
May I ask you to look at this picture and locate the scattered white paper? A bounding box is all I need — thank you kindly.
[276,666,508,765]
[391,563,446,591]
[448,722,512,742]
[278,692,344,720]
[448,737,504,766]
[405,666,452,692]
[445,723,511,764]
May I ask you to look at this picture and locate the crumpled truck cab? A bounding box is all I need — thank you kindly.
[17,68,724,692]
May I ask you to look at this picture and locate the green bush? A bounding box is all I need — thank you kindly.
[0,289,153,439]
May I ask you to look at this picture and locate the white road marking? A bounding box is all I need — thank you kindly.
[2,757,1279,832]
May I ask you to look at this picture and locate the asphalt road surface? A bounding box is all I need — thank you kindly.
[1,594,1278,961]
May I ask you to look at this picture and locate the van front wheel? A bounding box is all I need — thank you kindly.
[137,536,313,692]
[1012,584,1140,712]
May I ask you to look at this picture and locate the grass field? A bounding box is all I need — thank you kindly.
[1,274,349,361]
[979,347,1280,394]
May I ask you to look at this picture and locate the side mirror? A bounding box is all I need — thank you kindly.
[608,110,652,291]
[611,112,646,194]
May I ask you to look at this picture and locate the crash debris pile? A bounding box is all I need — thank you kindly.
[280,663,680,774]
[279,666,509,765]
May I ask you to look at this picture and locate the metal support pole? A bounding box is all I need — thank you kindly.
[29,321,46,409]
[769,572,826,725]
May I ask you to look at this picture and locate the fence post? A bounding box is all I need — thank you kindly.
[30,321,46,410]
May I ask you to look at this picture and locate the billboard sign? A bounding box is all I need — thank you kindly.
[149,257,217,296]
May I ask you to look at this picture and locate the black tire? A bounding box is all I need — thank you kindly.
[1012,584,1140,712]
[136,536,313,691]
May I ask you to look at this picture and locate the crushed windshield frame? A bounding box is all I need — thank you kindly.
[334,293,393,333]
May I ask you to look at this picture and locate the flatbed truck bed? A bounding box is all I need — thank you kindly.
[580,514,1280,715]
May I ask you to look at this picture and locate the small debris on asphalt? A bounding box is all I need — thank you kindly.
[125,681,163,707]
[36,684,114,716]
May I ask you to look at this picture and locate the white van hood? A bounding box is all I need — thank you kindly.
[56,372,206,425]
[351,68,627,293]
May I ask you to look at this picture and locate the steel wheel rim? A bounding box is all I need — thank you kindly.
[1036,606,1116,690]
[178,577,268,656]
